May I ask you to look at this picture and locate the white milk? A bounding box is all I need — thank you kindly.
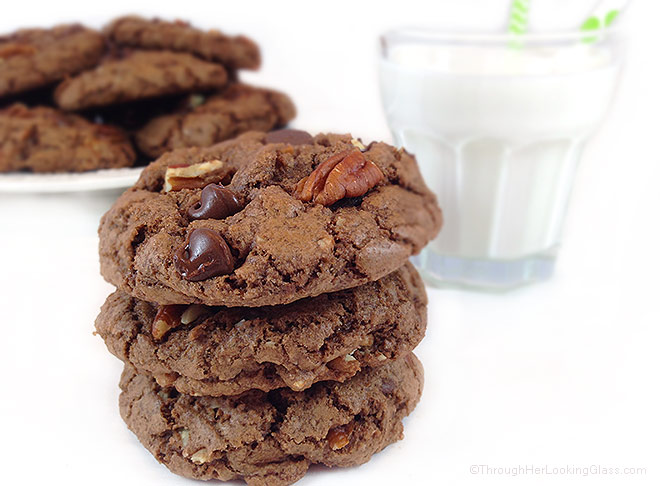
[379,39,621,287]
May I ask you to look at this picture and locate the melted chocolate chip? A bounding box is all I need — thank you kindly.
[187,184,242,220]
[174,228,234,281]
[264,129,314,145]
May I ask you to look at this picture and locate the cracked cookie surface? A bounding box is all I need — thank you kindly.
[99,131,442,307]
[0,24,105,98]
[96,262,426,396]
[135,84,296,158]
[119,353,423,486]
[0,103,135,172]
[54,50,228,111]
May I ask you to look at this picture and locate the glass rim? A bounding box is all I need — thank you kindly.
[381,26,623,45]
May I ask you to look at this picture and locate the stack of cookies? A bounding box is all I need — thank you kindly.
[0,16,295,173]
[95,129,443,485]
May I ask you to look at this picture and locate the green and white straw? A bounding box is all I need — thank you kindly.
[508,0,629,38]
[581,0,629,33]
[508,0,532,35]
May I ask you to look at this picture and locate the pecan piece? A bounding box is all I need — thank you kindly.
[350,138,366,151]
[294,149,383,206]
[327,353,360,374]
[152,303,210,340]
[164,159,225,192]
[152,304,187,340]
[190,448,212,464]
[326,422,355,450]
[180,304,209,325]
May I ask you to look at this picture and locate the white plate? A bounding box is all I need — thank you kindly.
[0,166,144,193]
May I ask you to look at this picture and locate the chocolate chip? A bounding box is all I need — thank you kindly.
[174,228,234,281]
[264,129,314,145]
[187,184,242,220]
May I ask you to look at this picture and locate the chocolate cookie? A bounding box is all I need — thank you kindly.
[0,104,135,172]
[96,262,426,396]
[0,24,105,98]
[135,84,296,158]
[54,50,228,111]
[119,353,423,486]
[105,16,260,70]
[98,131,442,307]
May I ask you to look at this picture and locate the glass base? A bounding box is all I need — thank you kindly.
[411,248,557,290]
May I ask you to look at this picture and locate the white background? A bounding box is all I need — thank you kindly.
[1,1,659,485]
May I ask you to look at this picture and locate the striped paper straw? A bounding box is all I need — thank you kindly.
[508,0,532,35]
[581,0,630,42]
[582,0,630,31]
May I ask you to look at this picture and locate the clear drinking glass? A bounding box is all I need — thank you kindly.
[379,28,624,289]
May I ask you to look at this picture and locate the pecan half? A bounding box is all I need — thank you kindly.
[164,159,225,192]
[294,149,383,206]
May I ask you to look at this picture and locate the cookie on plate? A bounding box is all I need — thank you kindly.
[119,353,423,486]
[0,104,135,172]
[54,50,228,111]
[96,262,426,396]
[0,24,105,98]
[98,131,442,307]
[104,15,260,70]
[135,84,296,158]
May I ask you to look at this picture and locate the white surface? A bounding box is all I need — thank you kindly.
[1,1,659,486]
[381,38,621,259]
[0,167,142,193]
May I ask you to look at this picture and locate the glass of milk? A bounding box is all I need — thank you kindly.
[379,28,624,289]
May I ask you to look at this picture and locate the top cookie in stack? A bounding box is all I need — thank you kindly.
[98,130,442,307]
[0,16,295,173]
